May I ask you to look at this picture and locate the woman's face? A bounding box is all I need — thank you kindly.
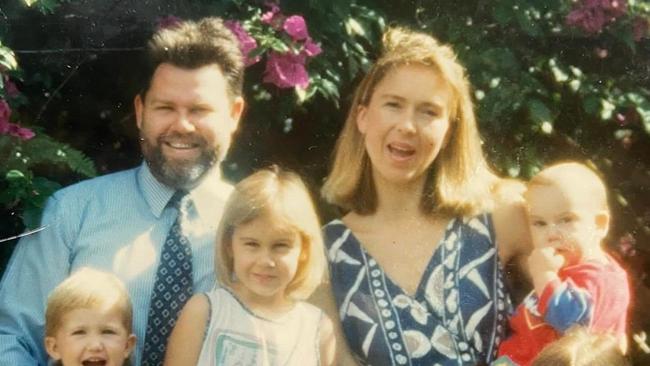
[356,64,453,188]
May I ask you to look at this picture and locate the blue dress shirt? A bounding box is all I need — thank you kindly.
[0,163,232,365]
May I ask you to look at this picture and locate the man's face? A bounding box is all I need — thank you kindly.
[134,63,244,189]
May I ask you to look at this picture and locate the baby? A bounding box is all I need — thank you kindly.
[44,267,136,366]
[497,162,631,366]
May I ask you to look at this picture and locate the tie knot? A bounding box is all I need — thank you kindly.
[168,190,189,210]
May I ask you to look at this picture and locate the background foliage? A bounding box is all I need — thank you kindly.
[1,0,649,363]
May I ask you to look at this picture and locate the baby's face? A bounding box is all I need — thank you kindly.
[526,184,606,267]
[45,306,135,366]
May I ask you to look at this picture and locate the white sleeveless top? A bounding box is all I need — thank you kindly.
[196,287,323,366]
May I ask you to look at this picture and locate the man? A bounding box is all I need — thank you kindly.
[0,17,245,365]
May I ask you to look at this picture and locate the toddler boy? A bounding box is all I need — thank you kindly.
[44,267,136,366]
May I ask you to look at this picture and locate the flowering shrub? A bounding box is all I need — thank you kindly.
[1,2,96,229]
[224,2,323,92]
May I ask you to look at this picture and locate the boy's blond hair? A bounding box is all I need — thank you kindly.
[321,26,497,217]
[216,166,326,300]
[532,326,629,366]
[526,162,609,213]
[45,267,133,337]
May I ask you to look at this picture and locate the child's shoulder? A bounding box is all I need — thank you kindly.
[295,300,326,320]
[567,254,627,276]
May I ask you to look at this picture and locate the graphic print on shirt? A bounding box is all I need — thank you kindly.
[214,331,279,366]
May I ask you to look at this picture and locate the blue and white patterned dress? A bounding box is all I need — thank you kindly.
[324,214,510,365]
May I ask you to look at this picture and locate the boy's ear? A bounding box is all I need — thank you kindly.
[124,334,137,359]
[595,211,610,236]
[44,336,62,361]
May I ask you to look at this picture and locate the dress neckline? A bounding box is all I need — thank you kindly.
[333,217,457,300]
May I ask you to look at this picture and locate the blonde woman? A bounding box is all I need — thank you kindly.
[317,27,530,365]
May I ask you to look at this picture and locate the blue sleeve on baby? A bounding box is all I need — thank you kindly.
[543,281,593,333]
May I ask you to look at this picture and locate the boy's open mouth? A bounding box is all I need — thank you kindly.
[82,358,107,366]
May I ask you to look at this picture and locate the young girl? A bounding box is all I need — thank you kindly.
[164,166,335,366]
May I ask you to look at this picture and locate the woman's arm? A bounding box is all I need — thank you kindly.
[163,294,210,366]
[309,282,359,365]
[492,178,532,268]
[492,178,534,303]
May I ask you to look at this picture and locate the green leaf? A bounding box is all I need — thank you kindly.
[548,58,569,83]
[528,99,553,132]
[345,18,366,37]
[5,170,26,182]
[0,44,18,71]
[636,105,650,134]
[600,99,616,121]
[492,2,515,25]
[515,7,542,37]
[583,95,601,116]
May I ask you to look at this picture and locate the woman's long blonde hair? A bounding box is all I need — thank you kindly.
[321,26,497,217]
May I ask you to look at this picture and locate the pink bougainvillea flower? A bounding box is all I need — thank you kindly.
[7,124,35,140]
[224,20,261,66]
[566,7,608,34]
[618,233,636,257]
[0,99,11,123]
[261,2,283,29]
[566,0,628,34]
[283,15,309,41]
[3,76,19,98]
[0,99,34,140]
[263,52,309,89]
[302,38,322,57]
[156,15,183,30]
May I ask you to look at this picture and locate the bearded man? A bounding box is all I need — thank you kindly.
[0,17,245,366]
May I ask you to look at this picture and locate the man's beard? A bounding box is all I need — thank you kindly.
[140,133,220,190]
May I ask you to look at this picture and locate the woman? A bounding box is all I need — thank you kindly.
[317,27,530,365]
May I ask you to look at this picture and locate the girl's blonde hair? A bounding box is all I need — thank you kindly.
[45,267,133,336]
[532,326,629,366]
[322,26,497,217]
[216,166,326,300]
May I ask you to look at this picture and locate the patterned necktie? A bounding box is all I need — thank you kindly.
[142,190,193,366]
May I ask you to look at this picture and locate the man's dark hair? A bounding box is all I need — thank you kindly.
[141,17,244,100]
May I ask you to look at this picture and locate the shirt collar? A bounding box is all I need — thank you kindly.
[137,161,232,218]
[138,162,175,218]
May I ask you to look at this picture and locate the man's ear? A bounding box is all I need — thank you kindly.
[124,334,137,359]
[229,96,245,122]
[595,211,610,237]
[356,105,368,134]
[134,94,144,130]
[44,336,61,361]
